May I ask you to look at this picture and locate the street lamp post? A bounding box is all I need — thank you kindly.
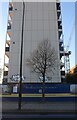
[18,1,25,110]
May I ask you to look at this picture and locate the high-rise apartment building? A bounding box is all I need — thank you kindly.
[0,68,2,83]
[3,1,65,84]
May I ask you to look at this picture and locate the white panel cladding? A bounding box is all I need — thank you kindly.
[13,2,23,11]
[12,20,22,31]
[8,2,61,83]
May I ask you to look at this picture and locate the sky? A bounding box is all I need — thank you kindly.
[0,1,9,68]
[61,2,75,68]
[0,1,75,70]
[75,1,77,64]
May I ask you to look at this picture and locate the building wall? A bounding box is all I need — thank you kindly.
[0,68,2,83]
[8,2,61,83]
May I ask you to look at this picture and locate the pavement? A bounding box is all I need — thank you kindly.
[1,101,77,119]
[2,101,77,113]
[2,101,76,111]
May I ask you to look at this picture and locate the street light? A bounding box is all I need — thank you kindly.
[18,1,25,110]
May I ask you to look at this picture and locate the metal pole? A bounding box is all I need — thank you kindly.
[18,1,25,110]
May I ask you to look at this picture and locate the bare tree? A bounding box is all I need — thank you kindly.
[26,39,57,98]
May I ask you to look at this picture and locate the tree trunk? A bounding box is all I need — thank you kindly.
[42,73,45,101]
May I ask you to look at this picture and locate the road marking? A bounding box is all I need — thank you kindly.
[1,93,77,97]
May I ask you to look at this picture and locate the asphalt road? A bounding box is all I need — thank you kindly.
[2,113,77,119]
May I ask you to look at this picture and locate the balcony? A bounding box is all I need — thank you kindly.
[6,40,10,45]
[58,24,62,30]
[9,12,12,19]
[57,11,61,19]
[60,46,64,51]
[5,47,10,57]
[60,62,64,69]
[58,20,62,30]
[61,71,65,76]
[5,47,10,52]
[9,2,13,11]
[56,3,61,11]
[4,71,8,76]
[59,40,63,46]
[60,52,64,59]
[4,63,9,68]
[9,6,13,11]
[5,50,9,57]
[7,31,11,37]
[7,25,11,30]
[58,30,62,39]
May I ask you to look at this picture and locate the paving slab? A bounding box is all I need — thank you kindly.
[2,101,76,113]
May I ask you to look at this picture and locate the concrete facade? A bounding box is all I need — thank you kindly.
[3,1,65,83]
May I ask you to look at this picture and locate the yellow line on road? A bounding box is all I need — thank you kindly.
[0,93,77,97]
